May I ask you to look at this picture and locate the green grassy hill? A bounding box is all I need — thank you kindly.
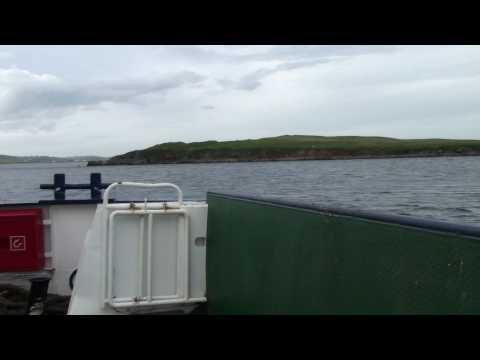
[88,135,480,166]
[0,155,19,164]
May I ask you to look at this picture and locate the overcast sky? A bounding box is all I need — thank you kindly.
[0,45,479,157]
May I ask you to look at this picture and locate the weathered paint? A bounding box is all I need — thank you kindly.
[206,193,480,314]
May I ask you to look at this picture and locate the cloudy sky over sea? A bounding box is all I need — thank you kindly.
[0,45,479,156]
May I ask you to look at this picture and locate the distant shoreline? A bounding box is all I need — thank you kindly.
[87,152,480,167]
[87,135,480,167]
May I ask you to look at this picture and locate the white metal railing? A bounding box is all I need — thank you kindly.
[102,182,204,309]
[103,181,184,208]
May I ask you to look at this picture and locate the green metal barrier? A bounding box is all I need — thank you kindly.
[206,193,480,314]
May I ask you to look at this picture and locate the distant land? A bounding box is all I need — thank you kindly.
[0,155,106,164]
[87,135,480,166]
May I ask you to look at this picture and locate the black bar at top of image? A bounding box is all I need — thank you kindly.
[0,9,479,45]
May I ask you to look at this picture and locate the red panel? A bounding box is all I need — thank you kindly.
[0,208,44,271]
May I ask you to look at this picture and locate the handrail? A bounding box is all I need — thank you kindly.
[103,182,184,208]
[40,173,111,200]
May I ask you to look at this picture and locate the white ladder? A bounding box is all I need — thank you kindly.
[102,182,197,310]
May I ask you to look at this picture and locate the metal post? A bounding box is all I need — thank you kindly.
[90,173,102,200]
[147,213,153,302]
[138,216,145,300]
[26,277,50,315]
[53,174,65,201]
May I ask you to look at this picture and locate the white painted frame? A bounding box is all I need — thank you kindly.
[102,182,202,310]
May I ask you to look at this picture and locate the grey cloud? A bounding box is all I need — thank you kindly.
[140,46,400,93]
[0,51,13,60]
[161,45,397,64]
[213,46,398,91]
[201,105,215,110]
[234,45,398,62]
[220,58,331,91]
[0,70,205,121]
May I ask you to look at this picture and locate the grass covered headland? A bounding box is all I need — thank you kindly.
[88,135,480,166]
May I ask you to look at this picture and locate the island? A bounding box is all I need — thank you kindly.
[0,155,106,165]
[86,135,480,166]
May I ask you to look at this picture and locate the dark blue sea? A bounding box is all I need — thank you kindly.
[1,156,480,226]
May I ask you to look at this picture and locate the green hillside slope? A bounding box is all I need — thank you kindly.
[88,135,480,166]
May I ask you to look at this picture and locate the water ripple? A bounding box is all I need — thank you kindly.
[1,156,480,226]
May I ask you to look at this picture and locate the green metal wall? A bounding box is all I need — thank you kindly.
[206,193,480,314]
